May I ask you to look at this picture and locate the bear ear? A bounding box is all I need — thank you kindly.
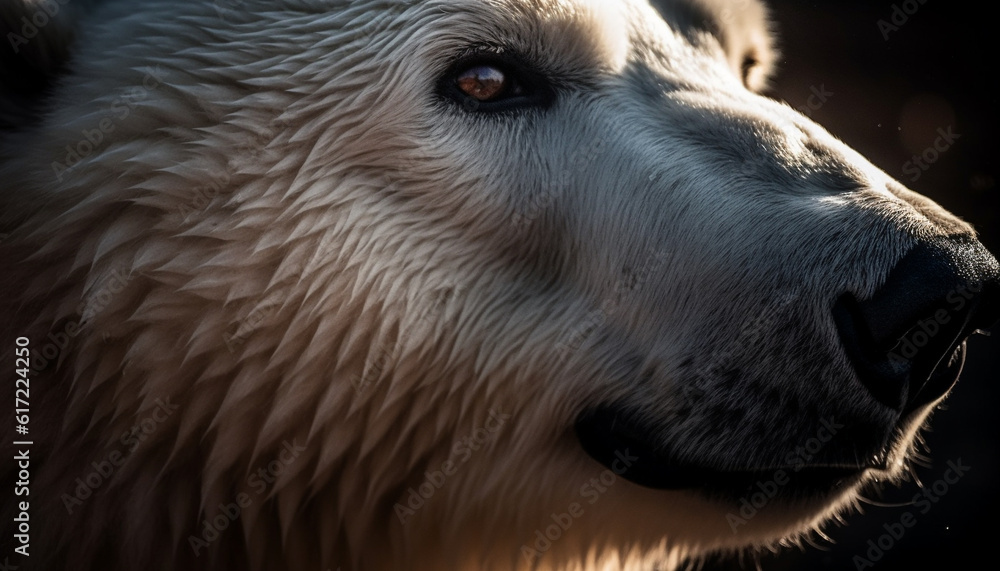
[0,0,86,132]
[647,0,778,92]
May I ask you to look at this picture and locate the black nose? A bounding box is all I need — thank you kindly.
[834,238,1000,412]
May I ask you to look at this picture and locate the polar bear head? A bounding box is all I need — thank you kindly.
[1,0,997,570]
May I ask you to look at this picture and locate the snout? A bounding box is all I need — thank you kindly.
[574,236,1000,499]
[833,237,1000,413]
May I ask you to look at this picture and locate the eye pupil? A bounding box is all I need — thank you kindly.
[456,65,508,101]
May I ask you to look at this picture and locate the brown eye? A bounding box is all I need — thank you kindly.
[440,52,553,112]
[456,65,514,101]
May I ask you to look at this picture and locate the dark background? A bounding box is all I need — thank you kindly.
[705,1,998,570]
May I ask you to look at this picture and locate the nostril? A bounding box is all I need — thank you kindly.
[834,238,1000,412]
[851,240,999,348]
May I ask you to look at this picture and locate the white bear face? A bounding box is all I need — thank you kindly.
[0,1,996,570]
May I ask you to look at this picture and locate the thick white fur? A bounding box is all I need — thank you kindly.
[0,1,977,570]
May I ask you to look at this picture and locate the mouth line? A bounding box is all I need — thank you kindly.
[574,406,875,500]
[646,464,865,501]
[903,340,966,415]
